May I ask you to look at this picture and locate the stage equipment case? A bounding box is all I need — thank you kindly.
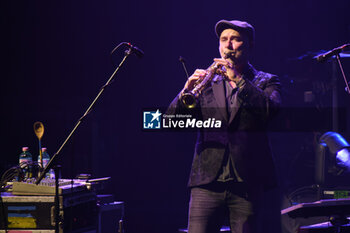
[0,192,97,233]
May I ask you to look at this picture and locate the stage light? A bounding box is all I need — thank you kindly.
[319,132,350,168]
[335,149,350,169]
[314,132,350,200]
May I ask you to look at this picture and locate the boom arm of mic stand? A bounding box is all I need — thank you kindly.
[335,54,350,95]
[36,48,134,185]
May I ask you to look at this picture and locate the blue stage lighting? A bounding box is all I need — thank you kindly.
[320,132,350,168]
[336,149,350,166]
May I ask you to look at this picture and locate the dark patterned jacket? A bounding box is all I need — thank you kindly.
[168,64,281,192]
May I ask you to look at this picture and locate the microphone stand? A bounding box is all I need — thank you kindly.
[316,44,350,95]
[35,46,137,233]
[179,56,190,79]
[331,54,350,132]
[335,54,350,95]
[36,46,135,185]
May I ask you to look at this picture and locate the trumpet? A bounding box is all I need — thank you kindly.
[180,52,232,108]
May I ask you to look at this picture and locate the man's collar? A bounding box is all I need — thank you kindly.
[241,63,256,81]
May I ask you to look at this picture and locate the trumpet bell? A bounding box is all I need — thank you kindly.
[181,93,197,109]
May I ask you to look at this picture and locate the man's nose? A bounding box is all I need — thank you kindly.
[226,40,234,50]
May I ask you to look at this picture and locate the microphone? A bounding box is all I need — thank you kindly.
[316,44,350,62]
[179,56,189,78]
[123,42,144,58]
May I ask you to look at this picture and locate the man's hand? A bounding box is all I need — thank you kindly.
[182,69,207,92]
[214,58,242,89]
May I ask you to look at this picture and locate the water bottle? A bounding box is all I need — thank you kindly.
[19,147,33,179]
[38,148,55,179]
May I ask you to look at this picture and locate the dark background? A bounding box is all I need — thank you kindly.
[1,1,350,232]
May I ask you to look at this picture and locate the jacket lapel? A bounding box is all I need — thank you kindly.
[228,92,241,123]
[211,80,228,122]
[200,64,257,125]
[227,64,257,124]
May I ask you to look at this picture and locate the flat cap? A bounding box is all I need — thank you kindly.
[215,19,255,43]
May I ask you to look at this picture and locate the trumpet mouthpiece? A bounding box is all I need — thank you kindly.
[224,51,235,59]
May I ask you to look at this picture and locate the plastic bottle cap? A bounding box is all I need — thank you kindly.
[42,148,47,152]
[22,147,29,151]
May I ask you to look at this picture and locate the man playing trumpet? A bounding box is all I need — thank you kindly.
[169,20,282,233]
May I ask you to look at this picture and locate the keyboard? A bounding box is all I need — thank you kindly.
[11,178,88,195]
